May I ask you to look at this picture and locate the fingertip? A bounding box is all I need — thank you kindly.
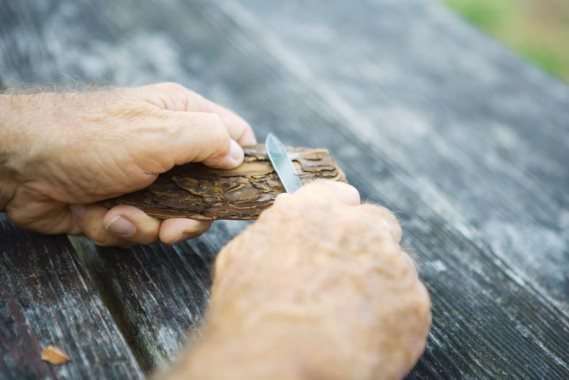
[239,124,257,146]
[72,204,127,247]
[104,205,160,244]
[159,218,212,244]
[203,139,244,169]
[104,214,137,238]
[225,115,256,146]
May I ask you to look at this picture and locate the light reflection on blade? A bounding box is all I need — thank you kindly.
[265,133,303,193]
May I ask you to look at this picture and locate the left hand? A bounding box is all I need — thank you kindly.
[0,83,255,246]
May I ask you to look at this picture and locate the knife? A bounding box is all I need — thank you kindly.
[265,133,303,193]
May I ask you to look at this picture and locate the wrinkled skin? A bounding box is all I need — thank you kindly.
[1,85,430,378]
[0,83,255,245]
[162,181,431,380]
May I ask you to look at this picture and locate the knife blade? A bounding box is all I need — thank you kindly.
[265,133,303,193]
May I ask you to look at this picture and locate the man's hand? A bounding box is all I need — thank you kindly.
[163,181,431,380]
[0,83,255,246]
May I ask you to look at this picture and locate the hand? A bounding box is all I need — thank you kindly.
[164,181,431,380]
[0,83,255,246]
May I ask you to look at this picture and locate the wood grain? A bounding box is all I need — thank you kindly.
[69,234,223,372]
[103,146,345,220]
[0,215,143,379]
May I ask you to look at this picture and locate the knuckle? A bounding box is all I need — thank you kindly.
[359,203,396,221]
[377,244,414,278]
[162,119,183,140]
[415,283,431,313]
[155,82,187,94]
[359,203,402,242]
[203,112,225,128]
[395,251,423,286]
[205,114,231,150]
[401,250,418,274]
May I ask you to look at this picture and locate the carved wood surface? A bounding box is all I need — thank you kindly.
[103,146,345,220]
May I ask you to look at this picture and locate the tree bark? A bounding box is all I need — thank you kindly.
[102,145,346,220]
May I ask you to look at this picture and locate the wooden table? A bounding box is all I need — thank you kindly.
[1,1,568,378]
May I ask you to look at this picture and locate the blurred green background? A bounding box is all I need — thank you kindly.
[444,0,569,82]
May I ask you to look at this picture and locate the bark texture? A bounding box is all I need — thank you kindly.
[103,145,345,220]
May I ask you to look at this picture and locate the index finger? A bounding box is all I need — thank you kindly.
[138,83,257,146]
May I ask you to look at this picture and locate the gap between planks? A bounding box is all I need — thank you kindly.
[67,236,154,373]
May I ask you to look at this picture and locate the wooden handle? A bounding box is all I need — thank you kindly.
[101,145,346,220]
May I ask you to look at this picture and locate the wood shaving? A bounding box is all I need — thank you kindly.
[41,345,70,365]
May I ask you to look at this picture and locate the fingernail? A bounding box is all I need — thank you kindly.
[228,139,244,165]
[105,216,136,238]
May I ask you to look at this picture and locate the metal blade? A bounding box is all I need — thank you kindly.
[265,133,303,193]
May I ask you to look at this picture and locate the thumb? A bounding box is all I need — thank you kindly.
[157,111,245,169]
[202,138,244,170]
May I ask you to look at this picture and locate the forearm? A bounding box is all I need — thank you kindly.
[164,286,428,380]
[0,83,256,244]
[0,94,21,211]
[0,93,41,155]
[0,92,65,212]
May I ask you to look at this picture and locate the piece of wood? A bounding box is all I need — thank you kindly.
[102,146,345,221]
[41,345,71,365]
[0,215,143,379]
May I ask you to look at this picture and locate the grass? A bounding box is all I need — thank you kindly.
[444,0,569,82]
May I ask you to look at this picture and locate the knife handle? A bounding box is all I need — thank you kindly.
[100,145,346,221]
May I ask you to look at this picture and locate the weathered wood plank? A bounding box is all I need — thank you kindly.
[0,214,143,379]
[69,222,246,372]
[230,0,569,313]
[1,0,569,379]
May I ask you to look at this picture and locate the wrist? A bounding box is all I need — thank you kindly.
[0,93,52,211]
[0,95,19,211]
[169,315,349,380]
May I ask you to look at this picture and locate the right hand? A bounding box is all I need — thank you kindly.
[166,181,431,380]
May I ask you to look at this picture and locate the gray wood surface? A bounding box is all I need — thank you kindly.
[0,215,143,379]
[1,0,568,379]
[70,223,247,372]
